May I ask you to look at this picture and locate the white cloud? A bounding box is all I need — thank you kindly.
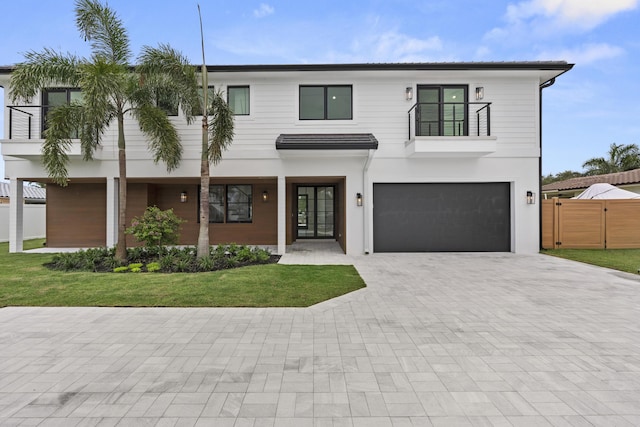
[372,31,443,59]
[507,0,638,29]
[537,43,625,64]
[253,3,274,18]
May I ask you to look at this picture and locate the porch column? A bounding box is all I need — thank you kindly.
[9,178,24,253]
[277,176,286,255]
[106,177,118,247]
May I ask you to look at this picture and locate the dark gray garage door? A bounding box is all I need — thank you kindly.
[373,183,510,252]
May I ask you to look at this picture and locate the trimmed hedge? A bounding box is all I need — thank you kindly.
[45,244,279,273]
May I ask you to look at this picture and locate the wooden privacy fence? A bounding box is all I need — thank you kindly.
[542,198,640,249]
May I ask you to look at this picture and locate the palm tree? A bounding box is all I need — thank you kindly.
[582,143,640,176]
[9,0,198,261]
[196,5,235,259]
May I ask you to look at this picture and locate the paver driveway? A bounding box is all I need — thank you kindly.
[1,252,640,426]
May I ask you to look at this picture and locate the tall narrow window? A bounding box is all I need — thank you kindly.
[228,86,249,115]
[42,88,82,138]
[300,85,352,120]
[416,85,467,136]
[226,185,252,222]
[208,185,225,223]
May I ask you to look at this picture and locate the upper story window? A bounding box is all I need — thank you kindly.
[155,88,179,116]
[193,86,215,116]
[228,86,250,116]
[42,88,82,138]
[416,85,468,136]
[206,184,253,223]
[299,85,352,120]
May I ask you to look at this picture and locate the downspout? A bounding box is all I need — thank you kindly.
[362,149,375,254]
[539,77,556,250]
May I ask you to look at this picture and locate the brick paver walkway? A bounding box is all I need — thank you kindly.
[1,252,640,426]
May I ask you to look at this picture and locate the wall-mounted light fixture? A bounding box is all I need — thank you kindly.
[356,192,363,207]
[262,190,269,202]
[475,87,484,101]
[526,191,535,205]
[405,86,413,101]
[180,191,188,203]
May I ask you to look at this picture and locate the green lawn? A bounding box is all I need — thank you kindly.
[541,248,640,275]
[0,240,365,307]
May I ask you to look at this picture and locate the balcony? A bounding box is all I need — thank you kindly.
[3,105,84,159]
[406,101,497,157]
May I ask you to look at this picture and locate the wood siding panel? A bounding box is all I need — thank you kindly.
[154,180,278,246]
[603,199,640,249]
[557,200,605,249]
[46,183,106,247]
[542,199,640,249]
[541,199,555,249]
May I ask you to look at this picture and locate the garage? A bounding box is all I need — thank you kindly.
[373,183,511,252]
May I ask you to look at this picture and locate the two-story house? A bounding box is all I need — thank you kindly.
[1,62,572,255]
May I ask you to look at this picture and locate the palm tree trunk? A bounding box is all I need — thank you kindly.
[115,110,127,261]
[197,115,210,258]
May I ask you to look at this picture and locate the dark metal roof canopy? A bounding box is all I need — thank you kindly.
[276,133,378,150]
[0,61,574,75]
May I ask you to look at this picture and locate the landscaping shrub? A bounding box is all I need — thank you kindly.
[126,206,185,247]
[45,244,278,273]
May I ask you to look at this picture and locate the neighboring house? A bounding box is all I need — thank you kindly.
[0,181,45,204]
[542,168,640,199]
[1,62,572,254]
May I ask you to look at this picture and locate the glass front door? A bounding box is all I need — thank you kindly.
[297,186,335,238]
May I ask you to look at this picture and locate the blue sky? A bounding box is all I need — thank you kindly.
[1,0,639,179]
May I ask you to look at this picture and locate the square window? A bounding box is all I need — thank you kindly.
[42,88,83,138]
[202,184,253,224]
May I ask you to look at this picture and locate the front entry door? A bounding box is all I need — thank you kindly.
[297,186,335,238]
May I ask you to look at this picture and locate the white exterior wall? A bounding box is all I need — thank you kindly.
[2,66,563,254]
[0,204,46,242]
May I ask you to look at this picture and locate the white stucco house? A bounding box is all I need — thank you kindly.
[1,62,573,254]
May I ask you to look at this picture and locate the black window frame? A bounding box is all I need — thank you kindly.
[227,85,250,116]
[200,184,253,224]
[41,87,83,138]
[416,85,468,136]
[193,85,216,116]
[299,85,353,120]
[155,87,179,116]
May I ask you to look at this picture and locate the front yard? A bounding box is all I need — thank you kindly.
[542,248,640,275]
[0,240,365,307]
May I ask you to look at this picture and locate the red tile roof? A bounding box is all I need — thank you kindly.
[542,168,640,191]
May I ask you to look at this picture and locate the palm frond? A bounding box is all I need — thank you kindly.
[137,44,199,124]
[41,104,86,185]
[207,91,235,164]
[583,143,640,175]
[10,49,81,103]
[75,0,131,64]
[78,59,123,122]
[134,103,183,171]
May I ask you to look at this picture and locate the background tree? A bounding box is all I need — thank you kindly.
[196,5,235,259]
[542,170,584,185]
[10,0,198,261]
[582,143,640,176]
